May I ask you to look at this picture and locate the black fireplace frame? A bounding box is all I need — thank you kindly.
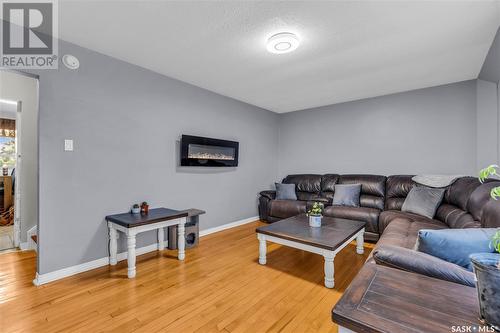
[180,135,239,167]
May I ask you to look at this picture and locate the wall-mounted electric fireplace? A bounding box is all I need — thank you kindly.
[180,135,239,167]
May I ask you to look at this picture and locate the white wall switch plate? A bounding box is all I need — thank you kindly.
[64,139,74,151]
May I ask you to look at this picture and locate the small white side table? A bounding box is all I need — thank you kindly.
[106,208,188,278]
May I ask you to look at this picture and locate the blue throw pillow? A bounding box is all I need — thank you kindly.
[415,228,498,271]
[332,184,361,207]
[275,183,297,200]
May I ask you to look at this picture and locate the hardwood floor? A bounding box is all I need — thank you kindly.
[0,221,372,333]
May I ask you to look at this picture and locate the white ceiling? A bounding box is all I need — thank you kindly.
[59,1,500,113]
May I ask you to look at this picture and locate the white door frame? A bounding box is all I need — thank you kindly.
[13,101,22,248]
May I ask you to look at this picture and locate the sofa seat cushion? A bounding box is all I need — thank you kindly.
[323,205,380,233]
[269,200,306,219]
[376,218,448,250]
[379,210,445,234]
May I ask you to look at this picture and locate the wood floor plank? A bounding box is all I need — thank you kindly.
[0,221,371,333]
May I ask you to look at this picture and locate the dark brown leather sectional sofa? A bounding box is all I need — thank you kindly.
[260,174,500,329]
[259,174,500,245]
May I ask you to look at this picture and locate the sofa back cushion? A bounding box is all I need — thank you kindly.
[385,175,415,210]
[468,179,500,228]
[282,174,322,201]
[320,174,340,202]
[435,177,482,229]
[337,174,386,210]
[435,204,479,229]
[444,177,481,211]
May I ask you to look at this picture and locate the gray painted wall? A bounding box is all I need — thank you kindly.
[476,79,499,170]
[34,41,279,274]
[278,80,477,178]
[480,27,500,83]
[478,27,500,170]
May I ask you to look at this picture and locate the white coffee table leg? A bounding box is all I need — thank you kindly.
[356,229,365,255]
[108,223,118,265]
[127,232,137,278]
[177,218,186,261]
[257,234,267,265]
[158,227,164,251]
[323,252,335,288]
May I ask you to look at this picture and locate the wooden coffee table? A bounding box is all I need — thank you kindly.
[256,214,365,288]
[332,263,481,333]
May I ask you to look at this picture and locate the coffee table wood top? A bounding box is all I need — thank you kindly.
[256,214,365,251]
[332,263,480,333]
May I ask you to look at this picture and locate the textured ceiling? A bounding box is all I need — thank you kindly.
[59,1,500,113]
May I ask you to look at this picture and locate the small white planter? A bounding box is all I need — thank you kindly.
[309,215,322,228]
[131,207,141,214]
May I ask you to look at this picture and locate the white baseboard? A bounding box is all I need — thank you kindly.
[33,215,259,286]
[19,242,30,250]
[199,215,259,237]
[33,242,160,286]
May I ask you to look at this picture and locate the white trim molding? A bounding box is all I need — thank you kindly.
[33,216,259,286]
[199,215,258,237]
[33,243,159,286]
[26,225,37,251]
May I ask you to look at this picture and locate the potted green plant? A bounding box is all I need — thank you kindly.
[473,165,500,330]
[131,204,140,214]
[307,202,324,228]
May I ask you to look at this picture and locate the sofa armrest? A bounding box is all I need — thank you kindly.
[372,245,475,287]
[259,190,276,200]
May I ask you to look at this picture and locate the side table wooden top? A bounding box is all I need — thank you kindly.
[105,208,188,228]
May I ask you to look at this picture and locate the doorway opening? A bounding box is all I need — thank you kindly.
[0,105,18,251]
[0,106,20,251]
[0,70,38,261]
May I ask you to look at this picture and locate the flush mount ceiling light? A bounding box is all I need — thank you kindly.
[266,32,300,54]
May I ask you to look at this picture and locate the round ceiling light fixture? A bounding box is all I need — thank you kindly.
[266,32,300,54]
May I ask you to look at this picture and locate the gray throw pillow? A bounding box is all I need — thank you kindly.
[401,186,445,219]
[332,184,361,207]
[275,183,297,200]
